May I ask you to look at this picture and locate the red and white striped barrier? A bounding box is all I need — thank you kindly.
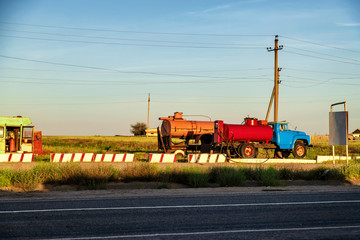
[93,153,134,163]
[188,154,226,163]
[51,153,134,163]
[0,153,34,163]
[149,153,176,163]
[51,153,94,163]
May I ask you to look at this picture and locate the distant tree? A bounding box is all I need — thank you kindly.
[130,122,147,136]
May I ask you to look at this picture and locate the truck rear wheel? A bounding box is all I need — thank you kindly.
[241,143,257,158]
[293,141,307,158]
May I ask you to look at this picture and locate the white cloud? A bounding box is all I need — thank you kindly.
[337,22,360,27]
[203,4,231,13]
[186,4,230,15]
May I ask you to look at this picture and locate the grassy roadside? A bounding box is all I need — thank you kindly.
[1,136,358,192]
[1,162,359,192]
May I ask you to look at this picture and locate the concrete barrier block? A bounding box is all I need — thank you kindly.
[316,155,351,163]
[149,153,176,163]
[0,153,34,162]
[188,154,227,163]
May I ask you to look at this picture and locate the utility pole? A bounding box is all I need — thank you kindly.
[266,35,283,123]
[147,93,150,133]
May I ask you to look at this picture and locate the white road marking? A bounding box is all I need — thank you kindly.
[1,199,360,214]
[44,225,360,239]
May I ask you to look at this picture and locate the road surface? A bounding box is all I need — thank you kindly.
[1,187,360,239]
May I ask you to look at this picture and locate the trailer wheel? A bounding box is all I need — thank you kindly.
[292,141,307,158]
[174,150,186,158]
[241,143,257,158]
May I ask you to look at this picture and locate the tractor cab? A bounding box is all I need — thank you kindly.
[0,116,34,154]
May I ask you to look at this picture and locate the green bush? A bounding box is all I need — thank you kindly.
[185,167,209,188]
[340,162,360,180]
[120,162,159,182]
[0,170,12,188]
[259,167,281,186]
[10,169,43,191]
[211,167,246,187]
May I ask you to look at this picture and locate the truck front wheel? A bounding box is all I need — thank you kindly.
[292,141,307,158]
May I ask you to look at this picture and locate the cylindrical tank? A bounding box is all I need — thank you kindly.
[223,123,273,142]
[160,112,214,139]
[10,138,16,152]
[161,120,214,138]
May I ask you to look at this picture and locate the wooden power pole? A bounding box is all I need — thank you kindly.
[147,93,150,132]
[266,35,283,123]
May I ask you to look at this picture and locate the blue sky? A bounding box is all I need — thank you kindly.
[0,0,359,135]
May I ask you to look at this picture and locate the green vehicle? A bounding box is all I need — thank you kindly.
[0,116,35,154]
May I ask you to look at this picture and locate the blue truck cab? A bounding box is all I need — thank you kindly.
[269,122,311,158]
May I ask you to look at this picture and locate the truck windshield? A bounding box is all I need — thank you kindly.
[280,124,288,131]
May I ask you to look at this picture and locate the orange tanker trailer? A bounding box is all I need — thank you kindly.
[157,112,214,156]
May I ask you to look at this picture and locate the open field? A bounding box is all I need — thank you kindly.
[42,136,158,161]
[41,135,360,161]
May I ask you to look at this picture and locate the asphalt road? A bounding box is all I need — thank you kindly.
[1,189,360,240]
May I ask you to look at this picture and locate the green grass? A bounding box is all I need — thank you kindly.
[210,166,246,187]
[1,162,360,191]
[38,136,360,162]
[42,136,158,161]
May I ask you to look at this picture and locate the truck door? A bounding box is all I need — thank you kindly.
[276,123,292,149]
[22,126,34,153]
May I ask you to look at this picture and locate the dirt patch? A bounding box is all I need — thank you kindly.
[1,182,360,200]
[0,179,355,194]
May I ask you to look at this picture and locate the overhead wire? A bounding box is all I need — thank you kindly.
[0,54,275,82]
[283,50,360,65]
[280,75,360,88]
[0,67,274,74]
[0,34,266,49]
[284,46,360,63]
[0,21,274,37]
[0,54,271,79]
[0,28,267,47]
[280,35,360,53]
[0,75,273,85]
[282,67,360,76]
[0,23,359,90]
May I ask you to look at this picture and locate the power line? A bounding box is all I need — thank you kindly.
[285,46,360,63]
[0,21,274,37]
[3,66,359,77]
[0,28,267,47]
[280,35,360,53]
[281,75,360,88]
[0,34,265,49]
[0,54,271,79]
[0,76,272,85]
[0,100,145,106]
[283,67,360,76]
[0,67,274,74]
[283,50,360,65]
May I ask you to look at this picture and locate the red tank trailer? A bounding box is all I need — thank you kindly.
[213,118,276,158]
[222,118,273,142]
